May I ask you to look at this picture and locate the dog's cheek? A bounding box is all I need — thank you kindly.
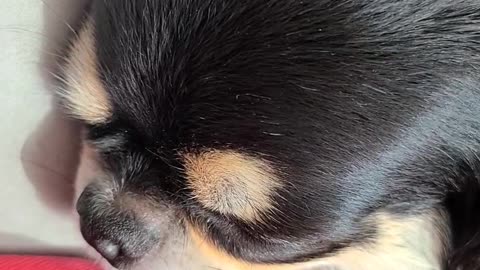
[187,210,449,270]
[320,211,450,270]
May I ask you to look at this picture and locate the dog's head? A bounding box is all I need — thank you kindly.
[54,0,480,269]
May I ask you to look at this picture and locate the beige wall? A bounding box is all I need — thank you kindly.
[0,0,88,257]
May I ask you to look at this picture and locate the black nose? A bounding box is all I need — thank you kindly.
[77,210,136,266]
[94,239,121,262]
[76,184,160,267]
[79,226,135,266]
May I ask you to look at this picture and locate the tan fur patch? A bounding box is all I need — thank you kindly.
[187,211,449,270]
[59,18,112,124]
[322,211,449,270]
[183,150,281,222]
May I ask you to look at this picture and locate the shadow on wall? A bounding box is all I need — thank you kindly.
[20,0,91,215]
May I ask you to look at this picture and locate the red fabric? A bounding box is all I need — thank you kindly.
[0,256,102,270]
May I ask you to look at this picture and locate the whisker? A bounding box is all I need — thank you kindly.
[40,0,79,38]
[145,147,185,172]
[0,27,51,42]
[0,27,71,63]
[40,0,95,67]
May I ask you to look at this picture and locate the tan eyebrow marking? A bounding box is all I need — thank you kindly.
[183,150,281,222]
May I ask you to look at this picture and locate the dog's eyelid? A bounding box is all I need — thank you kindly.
[89,134,127,152]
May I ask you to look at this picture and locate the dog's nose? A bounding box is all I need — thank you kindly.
[78,215,135,266]
[93,239,121,262]
[77,208,152,267]
[76,183,162,267]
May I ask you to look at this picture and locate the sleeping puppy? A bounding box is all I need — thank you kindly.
[53,0,480,269]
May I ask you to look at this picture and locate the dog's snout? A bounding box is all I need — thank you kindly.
[79,222,140,266]
[95,240,120,262]
[79,219,143,266]
[76,183,162,267]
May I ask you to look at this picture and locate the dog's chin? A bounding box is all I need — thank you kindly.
[83,244,117,270]
[83,244,156,270]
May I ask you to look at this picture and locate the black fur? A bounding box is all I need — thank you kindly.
[67,0,480,269]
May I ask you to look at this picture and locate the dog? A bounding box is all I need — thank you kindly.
[52,0,480,269]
